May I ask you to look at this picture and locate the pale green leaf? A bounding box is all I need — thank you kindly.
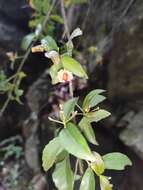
[83,89,106,111]
[21,33,35,50]
[52,157,74,190]
[86,109,111,123]
[49,63,62,84]
[59,122,95,162]
[91,152,105,176]
[42,0,50,14]
[61,55,88,79]
[41,35,59,51]
[79,117,98,145]
[99,175,112,190]
[103,152,132,170]
[79,168,95,190]
[72,0,87,4]
[42,137,63,171]
[63,97,78,120]
[50,14,64,24]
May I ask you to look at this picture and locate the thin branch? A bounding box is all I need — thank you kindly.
[60,0,70,40]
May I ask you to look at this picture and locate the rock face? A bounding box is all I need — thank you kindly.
[76,0,143,103]
[119,109,143,159]
[0,0,29,69]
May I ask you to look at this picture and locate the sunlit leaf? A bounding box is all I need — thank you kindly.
[91,152,105,176]
[103,152,132,170]
[52,157,74,190]
[50,14,64,24]
[63,97,78,120]
[72,0,87,4]
[61,55,88,79]
[21,33,35,50]
[59,122,95,162]
[79,117,98,145]
[49,63,62,84]
[42,0,50,14]
[82,89,106,111]
[99,175,112,190]
[86,109,111,123]
[41,35,59,52]
[79,168,95,190]
[42,137,63,171]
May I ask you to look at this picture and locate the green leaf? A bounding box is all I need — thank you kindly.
[91,152,105,176]
[30,0,43,11]
[49,63,62,84]
[56,151,69,162]
[63,97,78,120]
[61,55,88,79]
[79,168,95,190]
[79,117,98,145]
[42,137,63,171]
[83,89,106,111]
[41,35,59,52]
[103,152,132,170]
[59,122,95,162]
[50,14,64,24]
[21,33,35,50]
[52,157,74,190]
[71,0,87,4]
[86,109,111,123]
[42,0,50,14]
[99,175,112,190]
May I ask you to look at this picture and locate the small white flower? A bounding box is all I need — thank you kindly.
[57,69,73,83]
[45,50,60,64]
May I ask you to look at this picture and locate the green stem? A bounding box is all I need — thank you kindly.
[69,81,73,98]
[73,159,79,183]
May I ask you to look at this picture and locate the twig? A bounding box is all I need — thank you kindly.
[60,0,70,40]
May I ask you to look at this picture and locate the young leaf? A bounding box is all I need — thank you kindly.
[103,152,132,170]
[41,35,59,52]
[49,63,62,84]
[61,55,88,79]
[86,109,111,123]
[100,175,112,190]
[50,14,64,24]
[42,137,63,171]
[63,97,78,120]
[79,117,98,145]
[59,122,95,162]
[71,0,87,4]
[52,157,74,190]
[21,33,35,50]
[79,168,95,190]
[29,0,43,11]
[91,152,105,176]
[42,0,50,14]
[82,89,106,111]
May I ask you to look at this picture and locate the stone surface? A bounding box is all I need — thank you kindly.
[120,109,143,159]
[0,0,29,69]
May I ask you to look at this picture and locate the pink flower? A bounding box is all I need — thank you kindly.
[58,69,73,83]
